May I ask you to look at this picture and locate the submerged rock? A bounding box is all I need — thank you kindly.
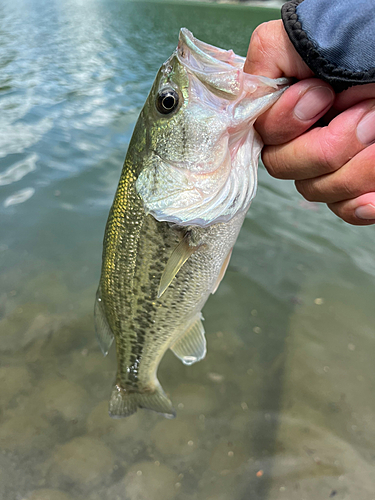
[51,436,114,485]
[37,379,91,420]
[0,302,49,352]
[0,365,33,408]
[0,414,49,451]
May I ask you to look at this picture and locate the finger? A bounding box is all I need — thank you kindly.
[255,79,334,145]
[262,99,375,181]
[322,83,375,123]
[334,83,375,111]
[328,193,375,226]
[244,20,313,79]
[295,142,375,204]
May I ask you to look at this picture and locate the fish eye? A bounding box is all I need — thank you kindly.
[156,88,179,114]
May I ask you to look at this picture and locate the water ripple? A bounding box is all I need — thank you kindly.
[0,118,53,158]
[3,187,35,207]
[0,153,37,186]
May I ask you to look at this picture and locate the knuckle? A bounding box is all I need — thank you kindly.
[251,21,280,55]
[252,22,270,41]
[250,25,269,57]
[317,132,342,173]
[295,179,315,201]
[337,174,356,199]
[295,180,304,197]
[262,147,285,179]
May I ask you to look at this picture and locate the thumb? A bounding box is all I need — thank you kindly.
[255,79,335,145]
[243,20,334,146]
[244,19,313,79]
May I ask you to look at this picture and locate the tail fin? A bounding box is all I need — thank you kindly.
[108,384,176,419]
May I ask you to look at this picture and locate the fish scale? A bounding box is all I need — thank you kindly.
[95,28,289,418]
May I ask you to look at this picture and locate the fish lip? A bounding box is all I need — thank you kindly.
[177,28,228,70]
[176,28,244,99]
[177,28,244,70]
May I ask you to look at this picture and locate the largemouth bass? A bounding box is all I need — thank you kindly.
[95,29,288,418]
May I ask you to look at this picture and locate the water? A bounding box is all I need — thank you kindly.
[1,1,375,499]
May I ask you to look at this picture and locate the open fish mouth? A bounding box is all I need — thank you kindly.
[176,28,245,100]
[178,28,245,69]
[136,29,289,227]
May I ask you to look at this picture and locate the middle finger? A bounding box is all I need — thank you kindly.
[295,142,375,204]
[262,99,375,181]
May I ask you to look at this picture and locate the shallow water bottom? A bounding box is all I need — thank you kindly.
[2,236,375,500]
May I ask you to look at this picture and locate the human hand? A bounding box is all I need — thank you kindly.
[245,20,375,226]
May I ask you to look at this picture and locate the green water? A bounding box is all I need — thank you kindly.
[1,1,375,499]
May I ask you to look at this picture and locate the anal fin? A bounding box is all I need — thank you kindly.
[170,314,206,365]
[212,248,232,294]
[94,290,114,356]
[158,232,200,298]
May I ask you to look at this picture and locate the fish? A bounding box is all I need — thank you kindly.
[95,28,289,418]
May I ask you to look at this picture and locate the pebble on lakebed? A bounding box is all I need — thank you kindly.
[26,489,73,500]
[50,436,114,485]
[108,461,179,500]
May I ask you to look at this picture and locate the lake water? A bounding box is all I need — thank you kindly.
[1,1,375,499]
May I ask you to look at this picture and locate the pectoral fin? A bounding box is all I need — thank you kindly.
[158,233,200,298]
[94,290,114,356]
[212,248,233,294]
[170,314,206,365]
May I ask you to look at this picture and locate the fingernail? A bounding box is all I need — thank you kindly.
[356,109,375,145]
[294,86,333,121]
[355,204,375,220]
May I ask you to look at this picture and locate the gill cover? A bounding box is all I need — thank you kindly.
[136,29,289,227]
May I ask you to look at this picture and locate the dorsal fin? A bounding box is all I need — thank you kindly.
[158,233,200,298]
[170,314,206,365]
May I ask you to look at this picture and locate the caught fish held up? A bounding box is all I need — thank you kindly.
[95,28,289,418]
